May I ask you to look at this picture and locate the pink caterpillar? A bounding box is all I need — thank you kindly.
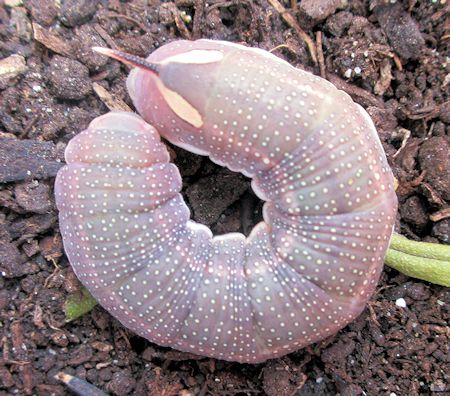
[55,40,397,363]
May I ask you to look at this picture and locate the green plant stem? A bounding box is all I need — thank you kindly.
[385,233,450,287]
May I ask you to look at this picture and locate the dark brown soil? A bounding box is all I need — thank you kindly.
[0,1,449,395]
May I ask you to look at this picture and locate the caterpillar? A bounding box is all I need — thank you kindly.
[55,39,397,363]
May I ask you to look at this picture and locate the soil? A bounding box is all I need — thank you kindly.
[0,0,449,395]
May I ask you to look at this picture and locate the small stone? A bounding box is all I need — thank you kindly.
[10,7,32,41]
[438,101,450,124]
[325,10,353,37]
[0,139,62,183]
[400,196,429,233]
[14,181,53,214]
[29,0,58,25]
[298,0,346,29]
[395,298,406,308]
[74,25,108,70]
[405,282,431,301]
[106,369,136,396]
[9,213,56,241]
[430,381,447,393]
[0,238,26,278]
[67,344,93,366]
[48,55,92,100]
[431,219,449,244]
[98,367,113,381]
[0,54,27,90]
[51,331,69,347]
[22,240,39,257]
[374,3,425,60]
[0,366,14,388]
[59,0,99,27]
[91,341,113,352]
[418,137,450,200]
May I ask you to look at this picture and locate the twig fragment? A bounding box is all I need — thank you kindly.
[267,0,317,64]
[32,23,72,57]
[315,31,326,78]
[392,128,411,159]
[93,83,132,112]
[430,207,450,222]
[55,372,108,396]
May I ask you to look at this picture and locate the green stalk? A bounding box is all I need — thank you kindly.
[384,233,450,287]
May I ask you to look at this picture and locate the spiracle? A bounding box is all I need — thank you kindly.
[55,40,397,363]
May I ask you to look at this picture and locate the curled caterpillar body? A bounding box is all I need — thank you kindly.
[55,40,397,363]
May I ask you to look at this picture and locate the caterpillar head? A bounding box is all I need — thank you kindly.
[94,40,233,154]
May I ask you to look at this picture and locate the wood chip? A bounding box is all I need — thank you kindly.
[93,83,132,112]
[430,207,450,222]
[316,31,326,78]
[32,22,72,57]
[392,128,411,159]
[374,58,392,96]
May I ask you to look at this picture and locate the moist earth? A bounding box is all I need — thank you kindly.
[0,1,449,395]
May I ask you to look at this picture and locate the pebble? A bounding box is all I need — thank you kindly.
[59,0,99,27]
[29,0,58,25]
[419,137,450,201]
[431,220,449,244]
[10,7,32,41]
[0,139,62,183]
[74,25,108,70]
[14,181,53,214]
[400,195,429,233]
[325,11,353,37]
[0,54,27,90]
[48,55,92,100]
[106,370,136,396]
[374,3,425,60]
[298,0,345,28]
[395,298,407,308]
[438,101,450,123]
